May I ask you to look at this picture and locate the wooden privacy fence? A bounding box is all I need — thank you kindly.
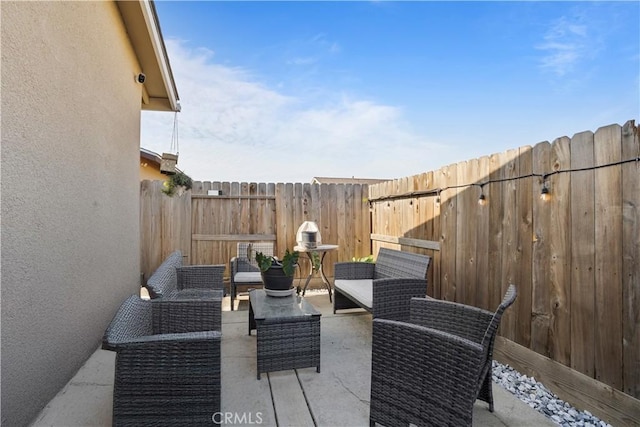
[368,120,640,424]
[141,120,638,424]
[140,180,371,284]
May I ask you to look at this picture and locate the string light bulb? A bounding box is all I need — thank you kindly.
[475,183,487,206]
[540,179,551,201]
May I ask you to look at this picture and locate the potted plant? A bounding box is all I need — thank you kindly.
[255,249,300,293]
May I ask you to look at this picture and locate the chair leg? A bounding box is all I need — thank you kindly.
[230,283,235,311]
[479,369,494,412]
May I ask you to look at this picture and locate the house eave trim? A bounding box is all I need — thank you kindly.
[139,0,180,112]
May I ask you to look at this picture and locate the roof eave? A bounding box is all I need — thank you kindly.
[117,0,180,112]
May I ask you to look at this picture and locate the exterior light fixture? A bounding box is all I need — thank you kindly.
[478,184,487,206]
[540,178,551,201]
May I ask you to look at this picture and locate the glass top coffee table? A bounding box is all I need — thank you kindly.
[248,289,321,379]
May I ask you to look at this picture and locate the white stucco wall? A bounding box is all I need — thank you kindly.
[2,2,145,425]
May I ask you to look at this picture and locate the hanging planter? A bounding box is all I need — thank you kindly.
[160,152,178,175]
[160,112,180,175]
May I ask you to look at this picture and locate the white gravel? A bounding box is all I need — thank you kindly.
[492,361,613,427]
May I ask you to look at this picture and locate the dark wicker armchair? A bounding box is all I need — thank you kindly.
[229,242,274,310]
[102,294,222,426]
[146,250,225,299]
[369,285,517,426]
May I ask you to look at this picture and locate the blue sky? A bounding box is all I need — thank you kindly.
[141,1,639,183]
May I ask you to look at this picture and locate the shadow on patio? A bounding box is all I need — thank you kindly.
[32,291,557,426]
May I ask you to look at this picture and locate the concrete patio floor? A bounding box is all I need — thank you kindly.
[31,290,557,426]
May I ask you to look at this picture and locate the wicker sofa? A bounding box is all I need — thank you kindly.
[146,250,225,299]
[102,294,222,426]
[333,248,431,321]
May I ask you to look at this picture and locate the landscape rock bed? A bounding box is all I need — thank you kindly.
[492,361,611,427]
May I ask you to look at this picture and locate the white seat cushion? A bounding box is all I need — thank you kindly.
[234,272,263,284]
[334,279,373,310]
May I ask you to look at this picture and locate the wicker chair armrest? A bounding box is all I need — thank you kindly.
[409,298,494,345]
[230,256,238,275]
[176,265,225,290]
[152,297,222,333]
[371,319,484,426]
[111,330,221,350]
[334,262,375,280]
[372,278,427,321]
[102,295,153,351]
[233,258,259,274]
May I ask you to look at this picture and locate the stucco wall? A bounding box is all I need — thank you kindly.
[2,2,144,425]
[140,158,167,181]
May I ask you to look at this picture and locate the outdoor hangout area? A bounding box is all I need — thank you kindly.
[35,284,561,427]
[5,2,639,425]
[32,120,639,426]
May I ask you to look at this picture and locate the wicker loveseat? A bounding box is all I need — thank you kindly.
[146,250,225,299]
[333,248,431,321]
[102,294,222,426]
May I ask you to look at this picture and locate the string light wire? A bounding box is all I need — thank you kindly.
[368,156,640,205]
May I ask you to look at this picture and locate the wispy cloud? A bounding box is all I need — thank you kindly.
[141,40,452,183]
[536,15,594,77]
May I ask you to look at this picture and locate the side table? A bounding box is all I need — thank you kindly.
[248,289,322,379]
[293,244,339,300]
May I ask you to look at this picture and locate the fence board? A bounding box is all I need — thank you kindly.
[456,160,477,306]
[570,130,596,378]
[531,141,551,356]
[549,136,572,366]
[337,184,348,259]
[353,184,368,259]
[621,120,640,397]
[440,163,457,301]
[475,156,490,310]
[594,124,623,389]
[140,180,162,282]
[326,184,339,273]
[423,172,439,297]
[488,152,505,313]
[500,148,519,342]
[432,173,442,299]
[516,146,534,347]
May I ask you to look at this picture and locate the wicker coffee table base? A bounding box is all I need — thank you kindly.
[249,292,321,380]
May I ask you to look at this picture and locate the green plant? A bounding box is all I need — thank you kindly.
[310,252,321,272]
[162,171,193,196]
[352,254,374,263]
[255,249,300,276]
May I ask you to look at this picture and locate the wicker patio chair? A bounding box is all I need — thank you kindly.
[102,294,222,426]
[229,242,274,310]
[146,250,225,300]
[369,284,517,426]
